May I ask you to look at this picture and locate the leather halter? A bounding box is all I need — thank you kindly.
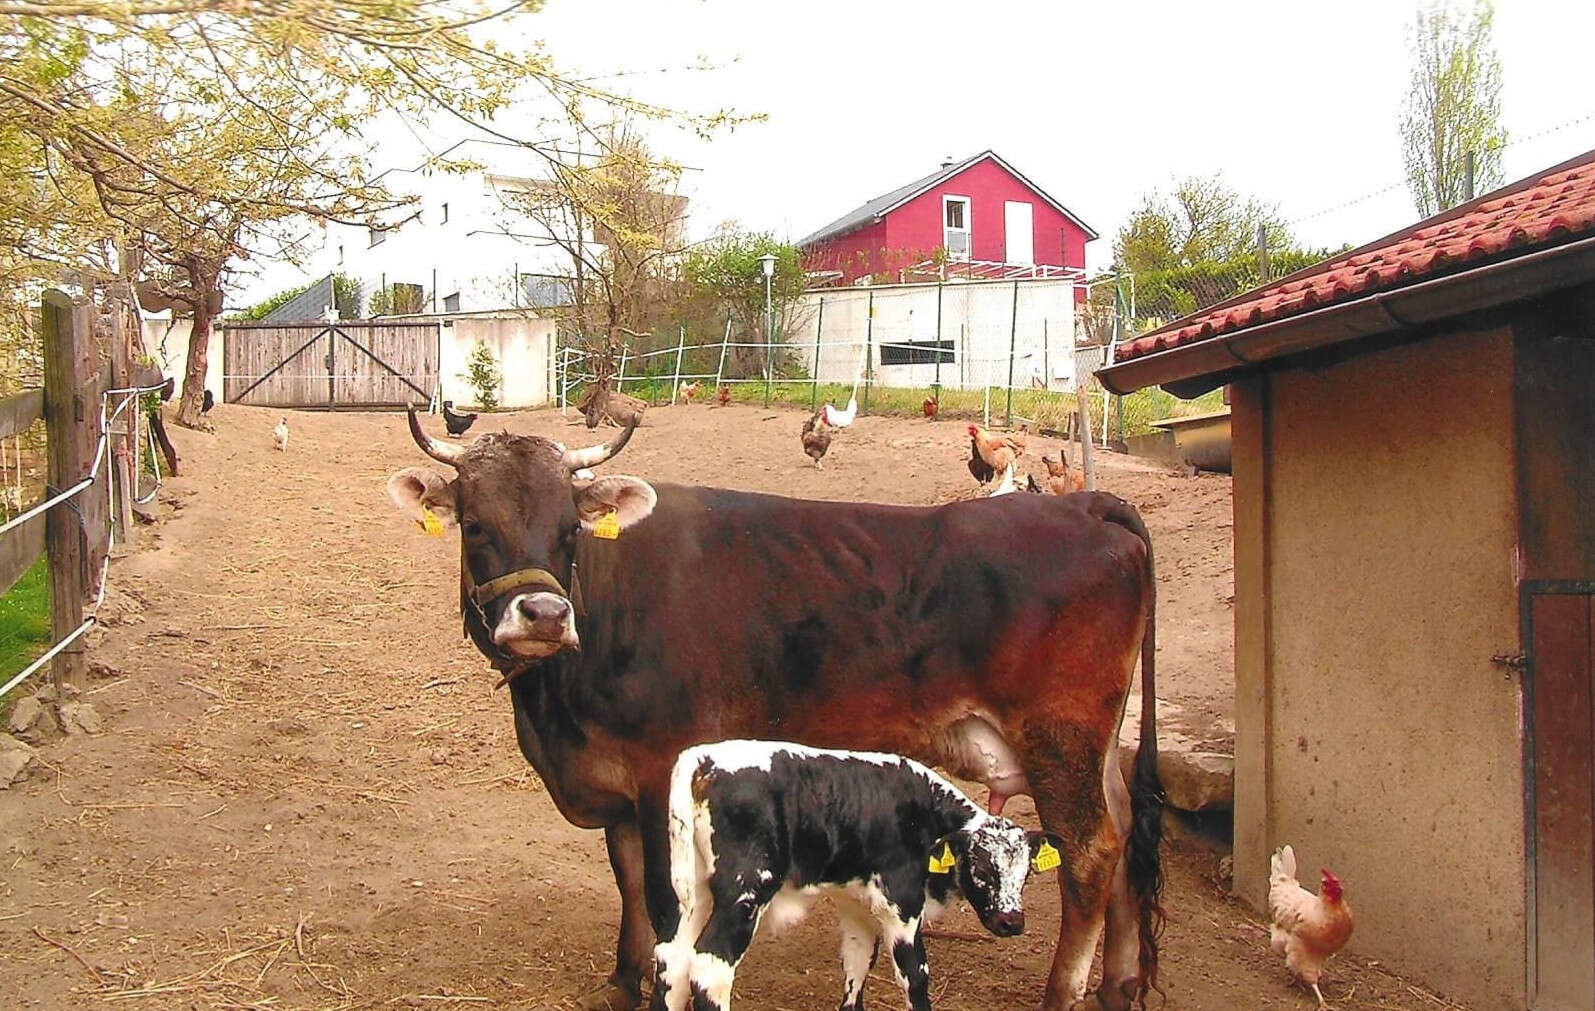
[469,566,578,610]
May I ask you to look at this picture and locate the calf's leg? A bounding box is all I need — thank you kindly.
[836,896,879,1011]
[876,914,932,1011]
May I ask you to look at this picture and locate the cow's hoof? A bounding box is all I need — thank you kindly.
[578,980,640,1010]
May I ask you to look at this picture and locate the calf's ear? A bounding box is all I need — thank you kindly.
[387,467,459,531]
[573,475,657,532]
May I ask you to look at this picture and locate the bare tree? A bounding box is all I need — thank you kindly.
[1400,0,1507,217]
[504,125,690,374]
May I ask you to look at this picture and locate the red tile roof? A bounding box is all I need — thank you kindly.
[1114,149,1595,363]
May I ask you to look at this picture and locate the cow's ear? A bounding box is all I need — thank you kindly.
[387,467,458,530]
[573,475,656,532]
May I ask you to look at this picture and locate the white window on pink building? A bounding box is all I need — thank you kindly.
[943,195,971,261]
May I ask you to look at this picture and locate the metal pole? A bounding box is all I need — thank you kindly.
[1042,318,1049,393]
[1257,222,1269,283]
[763,272,774,408]
[1463,149,1476,203]
[1004,280,1018,427]
[863,290,874,416]
[670,324,686,404]
[811,297,825,413]
[617,344,628,394]
[714,311,731,391]
[932,283,942,414]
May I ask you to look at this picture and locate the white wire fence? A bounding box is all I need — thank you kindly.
[0,380,168,702]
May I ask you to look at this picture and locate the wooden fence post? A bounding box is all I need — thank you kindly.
[107,300,135,551]
[40,291,94,693]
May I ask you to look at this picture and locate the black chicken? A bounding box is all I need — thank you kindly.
[201,388,214,413]
[442,400,477,437]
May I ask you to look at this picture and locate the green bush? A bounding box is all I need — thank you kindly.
[462,342,501,411]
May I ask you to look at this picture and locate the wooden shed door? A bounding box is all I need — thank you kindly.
[1532,591,1595,1009]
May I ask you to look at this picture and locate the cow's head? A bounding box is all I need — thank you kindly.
[943,820,1063,937]
[387,409,654,663]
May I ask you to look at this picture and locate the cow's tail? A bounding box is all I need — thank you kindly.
[1098,497,1165,1007]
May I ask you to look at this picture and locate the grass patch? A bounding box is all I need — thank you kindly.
[611,377,1223,439]
[0,556,51,693]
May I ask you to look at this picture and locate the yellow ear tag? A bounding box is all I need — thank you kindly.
[592,510,621,540]
[1031,840,1061,874]
[928,842,955,874]
[420,507,445,537]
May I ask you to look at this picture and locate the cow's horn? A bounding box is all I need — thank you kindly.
[563,418,637,471]
[408,407,463,465]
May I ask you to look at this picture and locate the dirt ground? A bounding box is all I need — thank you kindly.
[0,403,1465,1010]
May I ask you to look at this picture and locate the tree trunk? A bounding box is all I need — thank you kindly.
[175,293,213,429]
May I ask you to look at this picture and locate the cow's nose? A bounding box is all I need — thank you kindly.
[989,911,1024,937]
[517,595,571,624]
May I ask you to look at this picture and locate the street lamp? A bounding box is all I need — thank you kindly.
[758,253,777,407]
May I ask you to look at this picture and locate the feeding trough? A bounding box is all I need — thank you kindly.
[1151,408,1231,474]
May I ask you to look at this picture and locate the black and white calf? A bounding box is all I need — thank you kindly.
[651,741,1062,1011]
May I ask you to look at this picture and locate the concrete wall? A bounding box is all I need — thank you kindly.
[436,315,555,410]
[793,278,1077,392]
[1231,325,1524,1009]
[141,315,222,405]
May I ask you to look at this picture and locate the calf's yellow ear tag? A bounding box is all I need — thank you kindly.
[1031,840,1061,874]
[420,507,445,537]
[928,842,955,874]
[592,510,621,540]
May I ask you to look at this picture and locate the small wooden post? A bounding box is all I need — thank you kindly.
[40,291,92,693]
[1075,379,1096,492]
[810,298,825,414]
[669,325,686,405]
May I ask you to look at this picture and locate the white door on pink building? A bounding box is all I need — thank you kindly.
[1003,201,1034,265]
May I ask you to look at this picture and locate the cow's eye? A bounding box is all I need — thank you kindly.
[461,520,483,539]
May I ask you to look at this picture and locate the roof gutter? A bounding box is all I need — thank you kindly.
[1097,232,1595,397]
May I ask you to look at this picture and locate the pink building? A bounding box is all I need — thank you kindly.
[798,150,1096,286]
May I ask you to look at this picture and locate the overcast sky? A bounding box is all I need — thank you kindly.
[528,0,1595,265]
[237,0,1595,301]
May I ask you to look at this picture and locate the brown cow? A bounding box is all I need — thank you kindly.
[386,411,1164,1010]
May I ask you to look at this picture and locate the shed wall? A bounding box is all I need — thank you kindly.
[1233,325,1524,1008]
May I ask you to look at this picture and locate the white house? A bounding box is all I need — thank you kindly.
[300,138,581,316]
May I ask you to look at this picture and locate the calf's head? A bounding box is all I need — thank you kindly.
[944,820,1063,937]
[387,409,655,662]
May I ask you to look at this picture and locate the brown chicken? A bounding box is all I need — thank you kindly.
[1269,845,1353,1008]
[716,385,731,407]
[922,396,938,419]
[1042,454,1085,495]
[801,410,832,468]
[679,380,700,404]
[966,423,1023,485]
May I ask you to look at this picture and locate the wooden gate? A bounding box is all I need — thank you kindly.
[1528,585,1595,1010]
[222,321,440,408]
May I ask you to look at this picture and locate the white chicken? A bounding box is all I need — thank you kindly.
[819,391,858,429]
[1269,844,1353,1008]
[272,416,290,451]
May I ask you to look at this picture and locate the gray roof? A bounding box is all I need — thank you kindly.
[796,150,1097,248]
[262,274,337,322]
